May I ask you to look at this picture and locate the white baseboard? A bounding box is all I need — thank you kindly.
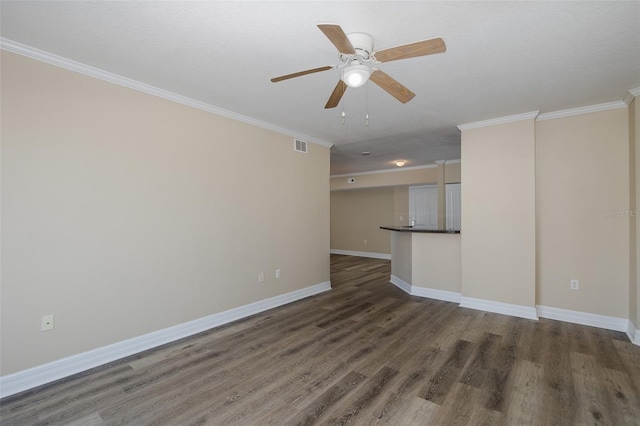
[536,305,628,334]
[390,274,412,294]
[390,275,461,303]
[627,320,639,346]
[0,281,331,399]
[330,249,391,260]
[411,286,462,304]
[389,280,636,338]
[460,296,539,320]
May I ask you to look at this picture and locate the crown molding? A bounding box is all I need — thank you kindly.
[459,92,637,129]
[331,163,438,178]
[623,92,635,106]
[537,100,628,121]
[457,111,539,131]
[330,159,461,178]
[625,87,640,105]
[0,38,334,149]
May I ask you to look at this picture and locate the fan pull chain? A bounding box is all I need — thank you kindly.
[364,81,370,127]
[341,111,346,125]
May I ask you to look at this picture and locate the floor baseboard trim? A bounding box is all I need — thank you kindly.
[536,305,629,334]
[390,274,412,294]
[0,281,331,399]
[460,296,539,320]
[390,279,638,341]
[330,249,391,260]
[411,286,461,304]
[627,320,639,346]
[390,275,461,304]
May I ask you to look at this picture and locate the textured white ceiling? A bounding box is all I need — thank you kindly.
[2,1,639,175]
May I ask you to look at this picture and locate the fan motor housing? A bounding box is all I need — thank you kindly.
[344,32,374,60]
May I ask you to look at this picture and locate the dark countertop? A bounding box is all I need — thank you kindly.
[380,226,461,234]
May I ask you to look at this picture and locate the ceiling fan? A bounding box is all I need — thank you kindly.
[270,24,446,109]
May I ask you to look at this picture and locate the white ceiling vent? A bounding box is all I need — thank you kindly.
[294,138,308,153]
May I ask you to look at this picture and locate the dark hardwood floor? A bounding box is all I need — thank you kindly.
[2,255,640,425]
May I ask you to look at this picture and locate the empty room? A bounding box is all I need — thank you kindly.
[1,1,640,425]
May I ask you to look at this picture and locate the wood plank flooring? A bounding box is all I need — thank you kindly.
[2,255,640,425]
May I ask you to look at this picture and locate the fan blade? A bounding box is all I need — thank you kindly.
[370,70,415,103]
[317,24,356,54]
[271,66,332,83]
[373,37,446,63]
[325,80,348,109]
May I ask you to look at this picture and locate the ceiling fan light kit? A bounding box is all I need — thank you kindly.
[342,63,371,88]
[271,24,446,109]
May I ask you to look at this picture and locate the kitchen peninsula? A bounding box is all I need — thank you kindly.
[380,226,461,303]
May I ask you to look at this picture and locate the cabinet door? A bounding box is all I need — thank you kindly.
[446,183,461,231]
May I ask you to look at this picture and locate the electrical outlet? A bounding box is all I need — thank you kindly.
[570,279,579,290]
[276,269,281,279]
[364,239,367,245]
[41,314,54,331]
[258,272,265,283]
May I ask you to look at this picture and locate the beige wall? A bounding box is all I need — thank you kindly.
[330,187,394,254]
[461,118,536,308]
[391,232,412,284]
[0,51,330,375]
[637,98,640,329]
[445,162,461,183]
[635,97,640,328]
[536,109,629,318]
[631,98,638,327]
[412,233,461,293]
[393,186,409,226]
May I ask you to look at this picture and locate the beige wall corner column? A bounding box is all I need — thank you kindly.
[435,160,446,230]
[382,227,461,302]
[536,107,629,321]
[629,97,637,331]
[635,93,640,338]
[390,231,412,286]
[458,112,538,319]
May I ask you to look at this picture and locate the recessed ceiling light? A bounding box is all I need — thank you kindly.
[361,151,371,156]
[395,160,406,167]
